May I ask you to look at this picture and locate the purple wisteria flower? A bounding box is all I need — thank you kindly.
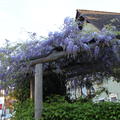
[0,16,119,89]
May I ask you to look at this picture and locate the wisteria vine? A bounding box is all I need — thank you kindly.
[0,17,120,90]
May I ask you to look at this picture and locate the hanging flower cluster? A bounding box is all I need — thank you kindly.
[0,17,120,89]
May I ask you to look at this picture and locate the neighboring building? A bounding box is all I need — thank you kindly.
[0,90,5,116]
[0,87,15,117]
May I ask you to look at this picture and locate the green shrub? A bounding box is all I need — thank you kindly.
[11,99,34,120]
[11,96,120,120]
[41,96,120,120]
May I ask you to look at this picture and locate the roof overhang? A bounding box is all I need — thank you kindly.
[76,9,120,30]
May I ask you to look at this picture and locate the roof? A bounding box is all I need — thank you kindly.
[76,9,120,30]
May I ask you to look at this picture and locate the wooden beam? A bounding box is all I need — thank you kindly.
[43,62,108,78]
[31,51,67,65]
[35,64,43,120]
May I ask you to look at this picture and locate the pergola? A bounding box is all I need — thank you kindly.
[30,51,67,120]
[30,50,116,120]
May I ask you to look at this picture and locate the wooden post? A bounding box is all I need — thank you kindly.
[30,79,33,99]
[30,78,35,99]
[87,88,91,97]
[79,87,83,97]
[35,64,43,120]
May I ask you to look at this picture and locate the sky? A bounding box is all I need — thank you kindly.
[0,0,120,46]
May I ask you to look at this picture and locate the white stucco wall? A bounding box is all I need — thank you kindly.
[93,77,120,102]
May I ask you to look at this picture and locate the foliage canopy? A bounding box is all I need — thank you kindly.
[0,17,120,98]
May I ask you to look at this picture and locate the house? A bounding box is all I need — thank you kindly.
[93,77,120,102]
[75,9,120,32]
[67,74,120,102]
[68,9,120,102]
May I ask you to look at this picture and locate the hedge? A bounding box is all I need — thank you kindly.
[41,96,120,120]
[41,102,120,120]
[12,96,120,120]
